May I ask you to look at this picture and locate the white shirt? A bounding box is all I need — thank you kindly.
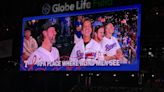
[70,39,104,62]
[74,34,82,44]
[23,36,38,56]
[27,47,60,65]
[101,36,121,56]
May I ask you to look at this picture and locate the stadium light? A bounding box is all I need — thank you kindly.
[80,74,84,77]
[96,73,100,77]
[148,52,154,57]
[113,74,117,77]
[6,28,9,31]
[148,52,152,55]
[131,74,135,77]
[142,73,144,77]
[66,73,69,77]
[149,48,152,50]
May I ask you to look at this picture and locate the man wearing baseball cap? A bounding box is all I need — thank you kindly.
[27,25,60,67]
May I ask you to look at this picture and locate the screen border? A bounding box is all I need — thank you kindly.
[20,4,141,71]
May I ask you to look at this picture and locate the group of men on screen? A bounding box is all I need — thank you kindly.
[22,19,128,66]
[70,19,128,63]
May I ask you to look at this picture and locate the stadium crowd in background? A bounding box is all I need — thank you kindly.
[23,10,138,64]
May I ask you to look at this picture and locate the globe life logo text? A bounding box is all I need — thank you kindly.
[52,0,91,13]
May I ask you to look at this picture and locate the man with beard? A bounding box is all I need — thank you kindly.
[27,25,60,66]
[93,25,105,44]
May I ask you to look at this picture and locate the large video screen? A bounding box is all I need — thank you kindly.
[20,4,141,71]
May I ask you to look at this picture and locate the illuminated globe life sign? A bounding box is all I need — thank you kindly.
[42,0,91,14]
